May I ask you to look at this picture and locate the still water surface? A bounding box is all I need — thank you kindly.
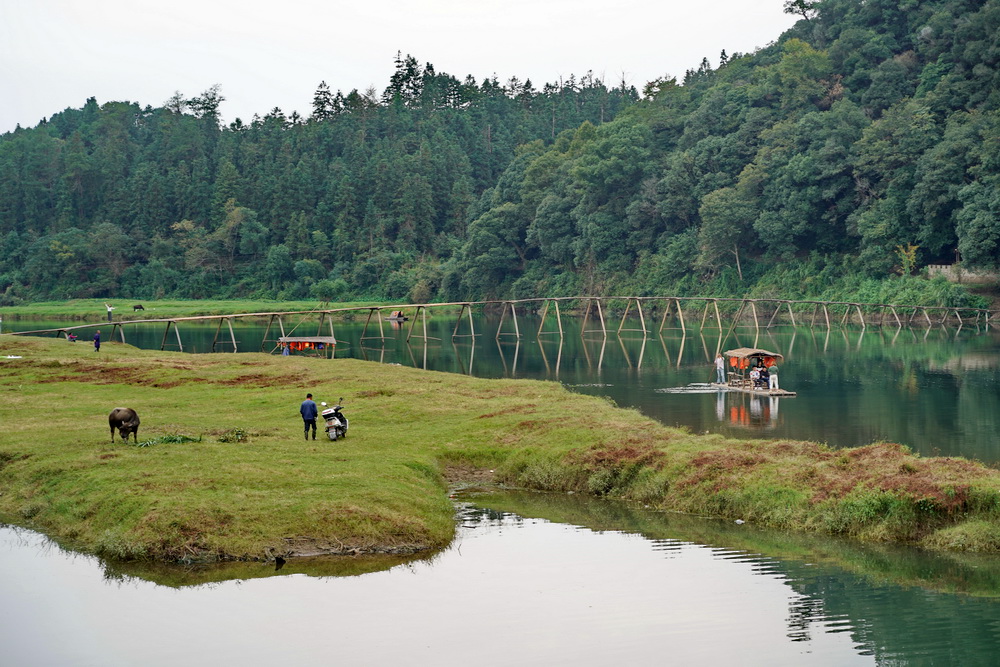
[5,490,1000,666]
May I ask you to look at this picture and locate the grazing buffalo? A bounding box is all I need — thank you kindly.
[109,407,140,443]
[133,304,144,311]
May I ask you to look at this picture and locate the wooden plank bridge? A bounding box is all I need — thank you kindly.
[3,296,994,353]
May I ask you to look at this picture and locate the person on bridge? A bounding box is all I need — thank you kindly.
[300,393,318,440]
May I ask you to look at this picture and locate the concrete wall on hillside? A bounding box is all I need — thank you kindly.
[927,264,999,284]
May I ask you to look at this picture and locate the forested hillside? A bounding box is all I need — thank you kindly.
[2,0,999,306]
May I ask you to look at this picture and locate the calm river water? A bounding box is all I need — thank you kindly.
[5,490,1000,666]
[5,313,1000,664]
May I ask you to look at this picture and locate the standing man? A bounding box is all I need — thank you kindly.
[105,303,115,323]
[715,353,726,384]
[300,393,318,440]
[93,330,101,352]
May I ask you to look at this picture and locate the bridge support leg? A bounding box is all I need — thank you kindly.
[497,301,521,339]
[453,303,477,338]
[537,299,564,337]
[582,298,607,337]
[618,297,648,334]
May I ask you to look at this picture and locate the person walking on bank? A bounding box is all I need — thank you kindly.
[300,393,318,440]
[714,353,726,384]
[93,330,101,352]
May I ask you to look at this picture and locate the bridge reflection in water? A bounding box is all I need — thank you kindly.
[6,295,994,354]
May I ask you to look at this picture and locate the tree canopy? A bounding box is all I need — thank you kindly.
[3,0,1000,305]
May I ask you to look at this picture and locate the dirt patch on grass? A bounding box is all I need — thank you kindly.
[442,464,497,485]
[356,388,395,398]
[36,364,156,385]
[477,403,538,419]
[215,373,307,388]
[280,536,428,557]
[0,451,30,469]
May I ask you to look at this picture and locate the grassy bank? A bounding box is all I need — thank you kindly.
[0,298,386,322]
[2,334,1000,565]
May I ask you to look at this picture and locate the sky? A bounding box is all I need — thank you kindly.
[0,0,797,134]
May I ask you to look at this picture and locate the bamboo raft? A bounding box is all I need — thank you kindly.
[714,347,797,397]
[710,382,797,397]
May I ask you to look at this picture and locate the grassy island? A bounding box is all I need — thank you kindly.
[2,334,1000,564]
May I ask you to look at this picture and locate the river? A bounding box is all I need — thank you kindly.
[3,490,1000,665]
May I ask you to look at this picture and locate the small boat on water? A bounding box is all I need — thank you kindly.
[384,310,408,322]
[710,347,796,397]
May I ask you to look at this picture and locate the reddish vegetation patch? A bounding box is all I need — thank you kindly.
[570,444,666,470]
[679,449,771,490]
[690,450,768,470]
[671,440,988,512]
[765,440,832,460]
[806,445,987,510]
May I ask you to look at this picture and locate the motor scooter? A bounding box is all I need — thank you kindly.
[321,399,348,441]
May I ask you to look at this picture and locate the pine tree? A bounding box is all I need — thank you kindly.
[312,81,335,121]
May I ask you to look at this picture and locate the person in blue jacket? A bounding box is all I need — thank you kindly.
[93,330,101,352]
[300,393,318,440]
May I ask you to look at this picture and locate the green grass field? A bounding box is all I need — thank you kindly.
[3,333,1000,566]
[0,298,388,322]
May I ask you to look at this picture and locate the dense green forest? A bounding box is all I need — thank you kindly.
[1,0,998,307]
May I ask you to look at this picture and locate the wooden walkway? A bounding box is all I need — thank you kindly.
[3,296,994,352]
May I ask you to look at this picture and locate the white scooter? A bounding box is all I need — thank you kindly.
[321,399,348,441]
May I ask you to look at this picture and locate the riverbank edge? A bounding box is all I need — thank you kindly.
[2,335,1000,564]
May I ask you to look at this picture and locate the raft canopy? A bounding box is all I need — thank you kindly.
[724,348,784,361]
[724,348,784,369]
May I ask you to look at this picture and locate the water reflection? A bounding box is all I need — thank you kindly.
[468,491,1000,664]
[5,488,1000,665]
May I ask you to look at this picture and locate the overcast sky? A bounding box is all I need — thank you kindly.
[1,0,796,134]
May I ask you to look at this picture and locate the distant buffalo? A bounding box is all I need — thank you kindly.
[133,304,144,311]
[109,407,140,443]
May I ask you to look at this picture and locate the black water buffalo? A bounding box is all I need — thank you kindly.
[133,304,144,311]
[109,407,140,443]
